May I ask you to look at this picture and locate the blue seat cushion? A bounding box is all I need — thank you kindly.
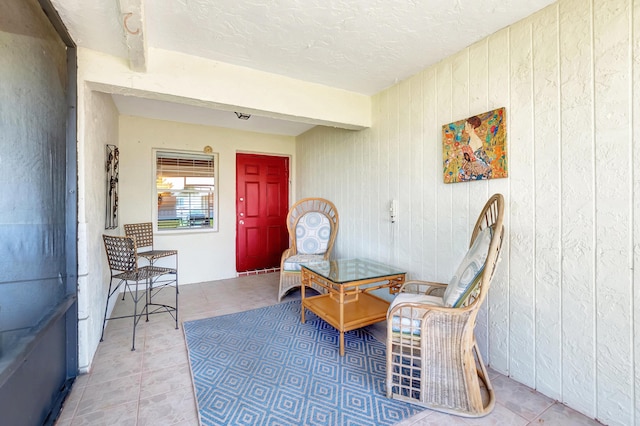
[296,212,331,255]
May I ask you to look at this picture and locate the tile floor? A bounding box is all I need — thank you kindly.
[55,273,602,426]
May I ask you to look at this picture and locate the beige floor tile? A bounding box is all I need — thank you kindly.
[462,402,529,425]
[100,316,137,336]
[143,314,181,332]
[75,374,142,418]
[70,401,138,426]
[491,374,555,421]
[179,310,224,323]
[487,367,503,380]
[142,341,189,372]
[108,297,144,319]
[143,326,185,351]
[99,316,147,351]
[72,372,90,388]
[140,363,193,400]
[55,382,86,422]
[54,417,73,426]
[87,350,143,385]
[56,272,599,426]
[408,410,469,425]
[173,299,213,316]
[170,420,201,426]
[530,402,604,425]
[394,409,435,425]
[137,386,199,426]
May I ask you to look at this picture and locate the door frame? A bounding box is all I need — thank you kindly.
[235,152,291,272]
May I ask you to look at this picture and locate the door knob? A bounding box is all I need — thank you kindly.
[239,220,244,225]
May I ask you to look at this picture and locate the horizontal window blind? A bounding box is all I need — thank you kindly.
[156,151,216,230]
[157,153,214,178]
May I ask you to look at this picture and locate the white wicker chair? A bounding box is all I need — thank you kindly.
[386,193,505,417]
[278,198,339,301]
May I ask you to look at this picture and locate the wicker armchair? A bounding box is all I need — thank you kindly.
[386,193,505,417]
[278,198,339,301]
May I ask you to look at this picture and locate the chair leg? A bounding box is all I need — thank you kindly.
[100,277,125,342]
[131,281,148,351]
[131,281,138,351]
[472,341,495,414]
[100,278,115,342]
[174,270,179,330]
[175,254,180,295]
[146,263,153,307]
[145,276,151,323]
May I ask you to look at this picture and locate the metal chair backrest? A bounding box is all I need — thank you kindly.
[103,235,139,273]
[124,222,154,250]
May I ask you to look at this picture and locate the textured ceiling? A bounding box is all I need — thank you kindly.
[51,0,556,135]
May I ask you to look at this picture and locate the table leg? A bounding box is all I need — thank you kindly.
[301,269,307,323]
[339,286,344,356]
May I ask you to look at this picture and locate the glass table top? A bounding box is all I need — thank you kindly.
[301,258,406,284]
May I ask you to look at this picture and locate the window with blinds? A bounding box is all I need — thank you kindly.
[156,151,217,230]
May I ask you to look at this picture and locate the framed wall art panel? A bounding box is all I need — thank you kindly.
[442,107,507,183]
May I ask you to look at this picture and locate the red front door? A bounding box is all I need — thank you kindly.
[236,153,290,272]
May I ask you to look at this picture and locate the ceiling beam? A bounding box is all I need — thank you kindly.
[118,0,147,72]
[78,47,371,131]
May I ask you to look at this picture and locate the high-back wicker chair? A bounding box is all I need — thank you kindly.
[386,193,505,417]
[278,198,339,301]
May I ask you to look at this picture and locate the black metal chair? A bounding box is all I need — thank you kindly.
[124,222,179,301]
[124,222,178,267]
[101,234,178,350]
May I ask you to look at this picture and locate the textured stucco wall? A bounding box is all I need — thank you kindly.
[296,0,639,424]
[75,88,119,373]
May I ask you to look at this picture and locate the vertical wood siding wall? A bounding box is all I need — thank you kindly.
[296,1,639,424]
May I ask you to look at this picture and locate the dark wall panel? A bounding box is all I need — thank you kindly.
[0,0,77,424]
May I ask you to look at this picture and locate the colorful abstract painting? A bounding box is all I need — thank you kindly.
[442,107,507,183]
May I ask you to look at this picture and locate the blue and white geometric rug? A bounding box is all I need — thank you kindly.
[184,300,423,426]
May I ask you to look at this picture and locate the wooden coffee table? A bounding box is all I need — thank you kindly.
[300,258,406,356]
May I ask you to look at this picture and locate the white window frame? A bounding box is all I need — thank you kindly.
[153,149,219,233]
